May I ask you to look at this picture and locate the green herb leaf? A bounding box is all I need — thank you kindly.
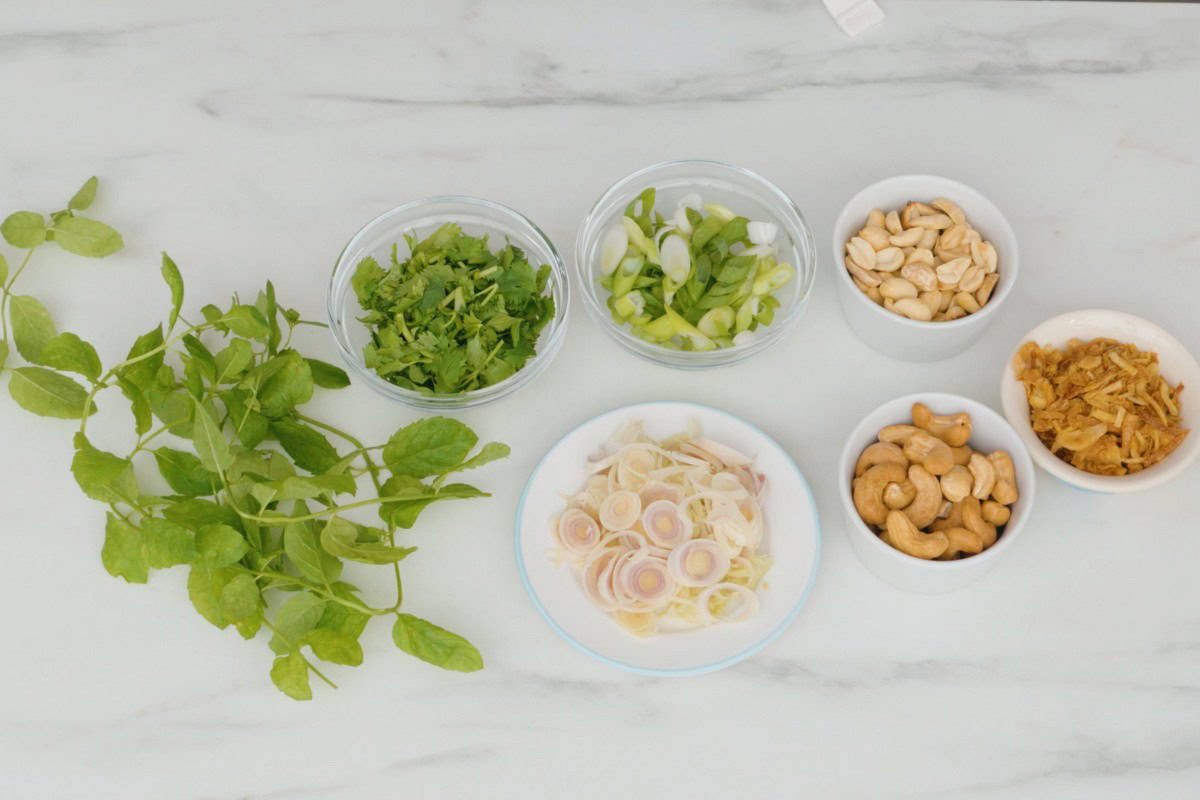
[1,211,47,248]
[8,366,94,418]
[270,419,339,474]
[71,432,139,504]
[141,517,197,568]
[195,523,248,567]
[306,358,351,389]
[153,447,220,496]
[269,592,327,655]
[383,417,478,478]
[450,441,510,474]
[0,253,7,284]
[0,340,7,371]
[187,564,237,628]
[101,513,148,583]
[270,651,312,700]
[219,573,261,623]
[284,519,343,582]
[256,351,313,418]
[378,476,487,529]
[9,294,57,362]
[192,398,233,473]
[119,325,165,390]
[304,628,363,667]
[68,176,98,211]
[115,376,153,435]
[320,516,416,564]
[391,613,482,672]
[222,305,271,341]
[160,252,184,329]
[163,498,241,532]
[214,339,253,384]
[37,332,101,379]
[52,216,124,257]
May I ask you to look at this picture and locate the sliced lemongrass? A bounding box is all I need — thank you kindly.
[689,438,753,468]
[616,556,674,608]
[697,582,760,623]
[641,499,693,548]
[581,549,621,611]
[639,481,684,507]
[667,539,731,587]
[598,489,641,530]
[556,509,601,554]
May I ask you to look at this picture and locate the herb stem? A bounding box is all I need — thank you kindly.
[260,618,338,689]
[0,247,39,341]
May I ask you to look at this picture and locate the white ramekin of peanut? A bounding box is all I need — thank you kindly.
[832,175,1019,362]
[839,393,1036,593]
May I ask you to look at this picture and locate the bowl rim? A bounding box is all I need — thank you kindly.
[573,158,817,367]
[831,173,1019,331]
[513,400,823,676]
[999,308,1200,493]
[327,194,570,409]
[838,391,1037,571]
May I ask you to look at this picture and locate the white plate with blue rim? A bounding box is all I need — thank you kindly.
[514,401,821,676]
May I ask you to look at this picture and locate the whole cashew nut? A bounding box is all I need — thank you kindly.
[903,431,955,476]
[936,526,984,560]
[911,402,973,447]
[883,510,949,559]
[854,441,907,477]
[968,452,996,500]
[878,424,921,444]
[930,500,965,532]
[902,464,942,529]
[939,465,973,503]
[853,462,908,527]
[883,480,917,510]
[988,451,1019,505]
[951,445,972,466]
[981,500,1011,527]
[960,496,997,549]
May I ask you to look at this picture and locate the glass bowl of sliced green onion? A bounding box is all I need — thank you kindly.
[328,196,570,409]
[576,160,816,369]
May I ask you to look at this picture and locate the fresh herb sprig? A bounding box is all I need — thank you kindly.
[352,223,555,394]
[0,180,509,699]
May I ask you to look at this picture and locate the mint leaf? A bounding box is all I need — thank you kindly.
[192,398,233,473]
[450,441,510,475]
[9,294,57,362]
[162,498,240,531]
[101,513,148,583]
[0,253,7,283]
[160,253,184,329]
[379,476,486,529]
[382,417,477,478]
[391,614,482,672]
[219,573,261,623]
[71,432,139,504]
[153,448,219,496]
[284,519,342,583]
[1,211,47,248]
[141,517,197,568]
[116,376,153,435]
[270,651,312,700]
[68,176,98,211]
[319,516,415,564]
[8,366,94,418]
[222,305,271,341]
[269,592,327,655]
[270,419,339,474]
[38,332,102,379]
[214,339,253,384]
[187,563,237,628]
[256,351,313,418]
[306,358,350,389]
[304,628,362,667]
[52,216,123,257]
[195,524,247,567]
[119,325,165,390]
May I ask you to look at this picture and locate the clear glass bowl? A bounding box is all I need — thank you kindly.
[328,196,570,410]
[575,160,816,370]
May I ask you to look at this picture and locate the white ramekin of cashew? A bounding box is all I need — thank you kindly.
[839,393,1036,593]
[832,175,1019,362]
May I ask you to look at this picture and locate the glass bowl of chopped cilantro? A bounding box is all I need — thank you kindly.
[576,160,816,369]
[328,196,568,408]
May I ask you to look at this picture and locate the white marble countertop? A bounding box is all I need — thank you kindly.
[3,1,1199,797]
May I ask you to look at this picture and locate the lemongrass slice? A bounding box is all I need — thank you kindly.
[697,582,760,624]
[667,539,731,588]
[581,549,621,611]
[640,499,693,548]
[556,509,601,554]
[616,556,674,609]
[688,438,752,468]
[599,489,641,530]
[639,481,684,507]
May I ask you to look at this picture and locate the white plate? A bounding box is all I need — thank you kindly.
[514,401,821,676]
[1000,309,1200,494]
